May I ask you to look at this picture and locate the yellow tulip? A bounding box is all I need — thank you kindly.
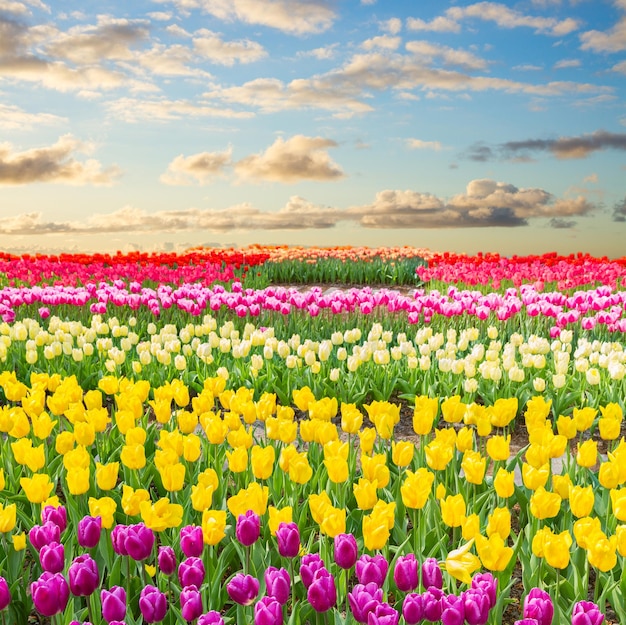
[544,528,572,569]
[610,488,626,522]
[288,453,313,484]
[20,473,54,503]
[587,532,618,572]
[0,468,4,491]
[292,386,315,411]
[353,478,379,511]
[309,491,333,524]
[462,513,480,541]
[88,496,117,529]
[400,468,434,510]
[268,506,292,536]
[140,498,184,531]
[615,525,626,557]
[190,484,214,512]
[441,494,466,528]
[391,440,415,467]
[202,509,227,545]
[522,462,550,491]
[441,395,464,424]
[95,462,119,491]
[340,403,363,434]
[486,435,510,462]
[475,534,513,571]
[444,539,481,585]
[362,510,391,551]
[31,412,57,439]
[227,482,268,518]
[573,516,603,550]
[226,446,248,473]
[599,418,621,441]
[358,427,377,454]
[487,507,511,540]
[55,431,75,455]
[455,427,474,453]
[324,457,348,483]
[251,445,276,480]
[74,422,96,447]
[121,484,151,516]
[120,444,146,470]
[320,506,346,538]
[160,463,186,492]
[0,503,16,533]
[66,467,90,496]
[573,407,597,432]
[599,460,621,490]
[493,468,515,499]
[12,532,26,551]
[461,450,486,485]
[425,441,454,472]
[361,453,390,489]
[182,434,202,462]
[569,485,595,518]
[490,398,518,428]
[577,440,598,468]
[552,474,573,500]
[529,487,562,520]
[556,415,577,440]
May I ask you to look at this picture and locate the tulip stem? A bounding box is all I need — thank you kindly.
[87,593,95,625]
[1,609,6,625]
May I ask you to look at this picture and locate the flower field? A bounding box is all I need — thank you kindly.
[1,247,626,625]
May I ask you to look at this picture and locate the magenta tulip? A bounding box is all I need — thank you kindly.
[139,585,167,623]
[157,546,176,576]
[236,510,261,547]
[227,573,260,606]
[68,554,99,596]
[30,572,70,617]
[348,582,383,623]
[393,554,419,592]
[264,566,291,605]
[276,522,300,558]
[307,568,336,613]
[334,533,358,570]
[42,506,67,533]
[255,596,283,625]
[101,586,126,623]
[0,576,10,611]
[180,585,203,621]
[40,541,65,574]
[355,554,388,587]
[77,516,102,549]
[180,525,204,558]
[178,557,205,588]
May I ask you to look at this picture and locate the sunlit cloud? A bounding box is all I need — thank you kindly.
[406,138,443,151]
[160,148,233,185]
[234,135,345,183]
[0,134,121,185]
[0,103,65,130]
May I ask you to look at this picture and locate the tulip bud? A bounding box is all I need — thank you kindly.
[198,611,225,625]
[68,554,99,597]
[111,524,129,556]
[179,525,204,558]
[77,516,102,549]
[124,523,155,561]
[178,557,205,588]
[40,541,65,574]
[393,553,419,592]
[42,506,67,533]
[157,546,176,576]
[30,572,70,617]
[101,586,126,623]
[180,585,203,622]
[403,592,425,625]
[307,568,336,613]
[355,554,388,587]
[226,573,259,606]
[421,557,443,589]
[254,596,283,625]
[0,576,10,611]
[276,522,300,558]
[236,510,261,547]
[523,588,554,625]
[348,582,383,624]
[300,554,325,590]
[334,533,358,570]
[264,566,291,605]
[571,600,605,625]
[368,602,399,625]
[29,521,60,552]
[471,572,497,609]
[139,585,168,623]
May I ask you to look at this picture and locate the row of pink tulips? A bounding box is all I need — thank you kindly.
[3,282,626,332]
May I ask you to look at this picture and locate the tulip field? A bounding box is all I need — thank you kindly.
[2,247,626,625]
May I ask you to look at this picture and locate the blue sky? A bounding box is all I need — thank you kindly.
[1,0,625,256]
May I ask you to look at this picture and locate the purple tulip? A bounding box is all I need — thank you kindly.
[124,523,155,561]
[198,611,225,625]
[39,541,65,574]
[307,568,336,613]
[356,554,389,587]
[69,621,93,625]
[254,596,283,625]
[178,557,206,588]
[421,558,443,590]
[334,533,358,569]
[227,573,260,606]
[463,588,492,625]
[42,506,67,533]
[572,601,605,625]
[523,588,554,625]
[236,510,261,547]
[158,546,177,576]
[101,586,126,623]
[368,602,400,625]
[264,566,291,605]
[139,585,167,623]
[30,572,70,617]
[111,525,129,556]
[77,516,102,549]
[29,521,60,551]
[393,554,419,592]
[0,576,10,611]
[514,620,541,625]
[180,525,204,558]
[108,622,126,625]
[276,522,300,558]
[348,582,383,624]
[68,554,99,597]
[471,573,498,609]
[300,554,326,589]
[181,585,203,622]
[442,593,465,625]
[403,593,425,625]
[423,586,445,622]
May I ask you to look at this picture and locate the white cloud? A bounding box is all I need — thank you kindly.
[361,35,402,51]
[405,40,489,70]
[0,134,121,186]
[406,16,461,33]
[154,0,336,35]
[234,135,345,183]
[193,29,266,65]
[553,58,581,69]
[580,16,626,52]
[380,18,402,35]
[0,103,65,130]
[406,138,443,151]
[160,148,233,185]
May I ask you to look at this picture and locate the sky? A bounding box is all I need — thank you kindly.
[1,0,625,257]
